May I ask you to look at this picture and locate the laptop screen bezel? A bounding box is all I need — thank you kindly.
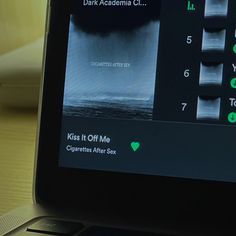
[35,0,236,220]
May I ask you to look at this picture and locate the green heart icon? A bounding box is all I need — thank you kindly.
[131,142,140,152]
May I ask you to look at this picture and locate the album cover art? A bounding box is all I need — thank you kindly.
[63,5,160,120]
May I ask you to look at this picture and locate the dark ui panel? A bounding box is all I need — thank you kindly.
[155,0,236,125]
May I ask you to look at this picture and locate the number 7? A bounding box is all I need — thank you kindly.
[181,103,187,111]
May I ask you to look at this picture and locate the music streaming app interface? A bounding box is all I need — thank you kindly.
[59,0,236,183]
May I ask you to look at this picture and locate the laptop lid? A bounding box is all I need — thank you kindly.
[35,0,236,222]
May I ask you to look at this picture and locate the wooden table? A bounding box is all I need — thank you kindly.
[0,105,37,216]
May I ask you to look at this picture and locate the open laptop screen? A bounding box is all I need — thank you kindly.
[58,0,236,183]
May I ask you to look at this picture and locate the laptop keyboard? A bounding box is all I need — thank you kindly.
[14,218,175,236]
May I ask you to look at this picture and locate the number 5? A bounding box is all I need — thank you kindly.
[186,36,192,44]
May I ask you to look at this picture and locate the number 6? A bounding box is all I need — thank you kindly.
[184,69,190,78]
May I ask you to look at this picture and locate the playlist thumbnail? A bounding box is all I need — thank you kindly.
[63,6,161,120]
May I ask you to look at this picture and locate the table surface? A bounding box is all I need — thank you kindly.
[0,105,37,216]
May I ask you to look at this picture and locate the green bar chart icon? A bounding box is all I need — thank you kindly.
[187,1,196,11]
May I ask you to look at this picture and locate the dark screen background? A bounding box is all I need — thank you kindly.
[59,0,236,183]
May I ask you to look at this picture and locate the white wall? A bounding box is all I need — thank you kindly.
[0,0,47,55]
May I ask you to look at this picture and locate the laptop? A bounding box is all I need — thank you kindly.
[1,0,236,235]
